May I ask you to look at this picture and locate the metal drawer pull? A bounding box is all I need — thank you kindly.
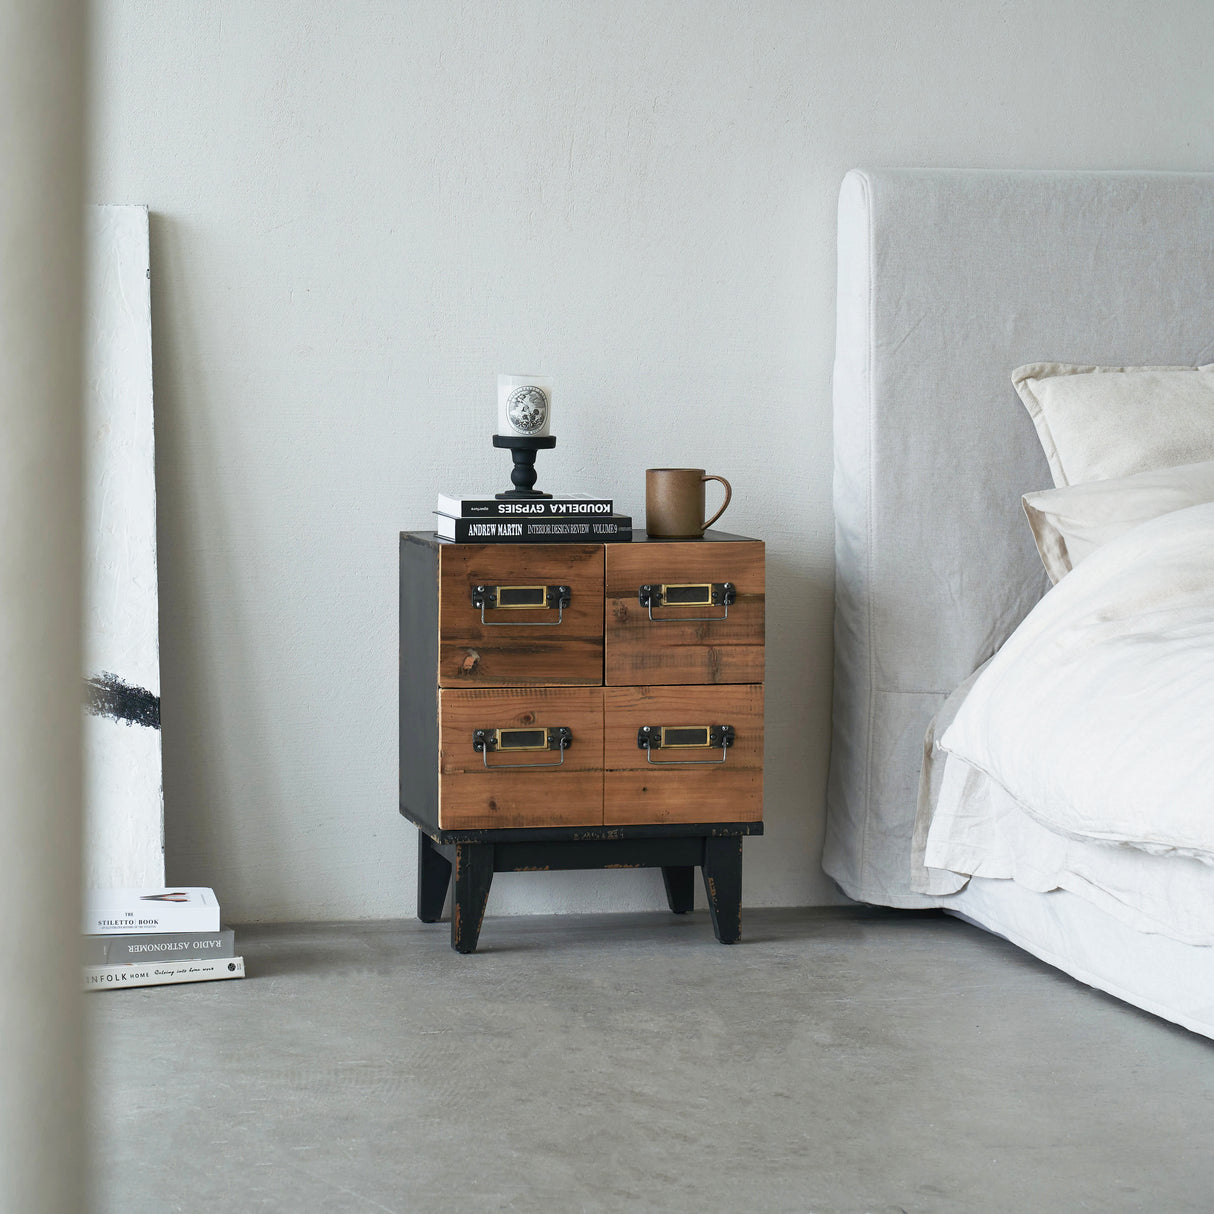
[472,726,572,769]
[471,584,571,626]
[636,724,735,765]
[637,582,735,622]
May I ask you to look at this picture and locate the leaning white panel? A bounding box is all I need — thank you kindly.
[83,204,164,889]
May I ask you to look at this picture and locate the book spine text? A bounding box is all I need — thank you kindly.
[447,498,613,518]
[83,956,245,990]
[82,929,235,967]
[445,518,633,543]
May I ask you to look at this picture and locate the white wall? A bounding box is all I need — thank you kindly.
[89,0,1214,923]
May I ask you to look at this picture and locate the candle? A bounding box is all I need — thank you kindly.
[497,373,552,438]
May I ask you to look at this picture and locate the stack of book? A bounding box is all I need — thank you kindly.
[435,492,632,543]
[82,887,245,991]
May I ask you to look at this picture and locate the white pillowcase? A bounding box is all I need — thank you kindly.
[1012,362,1214,487]
[1022,459,1214,582]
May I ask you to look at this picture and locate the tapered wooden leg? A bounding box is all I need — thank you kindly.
[701,836,743,944]
[417,830,451,923]
[450,842,494,954]
[661,865,696,914]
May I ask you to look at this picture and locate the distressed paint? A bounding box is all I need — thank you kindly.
[83,672,161,729]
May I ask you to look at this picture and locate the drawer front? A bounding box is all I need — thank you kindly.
[438,687,603,829]
[438,544,604,687]
[603,684,763,825]
[604,541,764,685]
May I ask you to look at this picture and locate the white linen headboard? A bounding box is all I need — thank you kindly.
[824,168,1214,907]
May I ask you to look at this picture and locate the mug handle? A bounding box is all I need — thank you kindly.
[701,474,732,531]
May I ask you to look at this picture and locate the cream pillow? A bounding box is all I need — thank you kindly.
[1023,459,1214,583]
[1012,362,1214,487]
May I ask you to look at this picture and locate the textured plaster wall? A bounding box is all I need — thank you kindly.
[89,1,1214,922]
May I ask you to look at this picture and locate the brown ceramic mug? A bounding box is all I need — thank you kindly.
[645,468,733,538]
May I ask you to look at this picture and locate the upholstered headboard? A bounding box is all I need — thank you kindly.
[824,168,1214,907]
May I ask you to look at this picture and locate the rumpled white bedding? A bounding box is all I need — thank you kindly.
[939,501,1214,864]
[925,754,1214,945]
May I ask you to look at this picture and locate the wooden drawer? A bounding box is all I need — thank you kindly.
[438,544,604,687]
[603,684,763,825]
[438,687,603,830]
[604,540,764,685]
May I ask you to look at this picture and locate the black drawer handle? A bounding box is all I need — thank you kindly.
[637,582,735,622]
[636,724,734,765]
[472,726,572,769]
[470,584,571,626]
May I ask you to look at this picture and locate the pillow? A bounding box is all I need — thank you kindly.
[1022,459,1214,583]
[1011,362,1214,487]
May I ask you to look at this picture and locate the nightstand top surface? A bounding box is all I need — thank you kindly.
[402,528,761,547]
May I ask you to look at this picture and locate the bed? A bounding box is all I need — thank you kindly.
[824,168,1214,1038]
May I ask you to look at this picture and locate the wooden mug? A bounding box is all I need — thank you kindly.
[645,468,733,538]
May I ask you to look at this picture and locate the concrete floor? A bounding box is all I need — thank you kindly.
[88,907,1214,1214]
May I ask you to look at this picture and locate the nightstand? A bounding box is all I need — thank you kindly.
[399,529,764,951]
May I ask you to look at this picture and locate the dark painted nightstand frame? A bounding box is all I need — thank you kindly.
[412,820,763,953]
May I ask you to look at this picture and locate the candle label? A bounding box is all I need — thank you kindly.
[504,385,549,435]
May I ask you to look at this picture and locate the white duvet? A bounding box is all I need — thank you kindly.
[940,501,1214,864]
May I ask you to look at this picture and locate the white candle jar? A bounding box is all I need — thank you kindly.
[497,373,553,438]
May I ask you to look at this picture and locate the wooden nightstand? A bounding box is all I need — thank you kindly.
[399,529,764,951]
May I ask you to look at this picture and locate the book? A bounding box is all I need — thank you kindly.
[83,955,245,991]
[83,887,222,935]
[82,928,235,967]
[435,514,633,543]
[436,492,613,519]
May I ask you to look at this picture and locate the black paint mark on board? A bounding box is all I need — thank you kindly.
[84,672,161,729]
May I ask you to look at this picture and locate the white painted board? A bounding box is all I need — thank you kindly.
[83,204,164,889]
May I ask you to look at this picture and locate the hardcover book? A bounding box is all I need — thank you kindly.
[436,492,613,518]
[435,514,633,543]
[83,887,222,935]
[83,955,245,990]
[82,928,235,967]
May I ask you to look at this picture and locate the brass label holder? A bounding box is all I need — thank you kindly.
[470,584,572,626]
[637,582,735,623]
[636,723,735,765]
[472,725,572,769]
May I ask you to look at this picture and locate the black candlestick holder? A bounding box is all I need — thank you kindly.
[493,433,556,499]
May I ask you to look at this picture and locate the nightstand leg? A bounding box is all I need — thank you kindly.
[661,865,696,914]
[450,842,494,954]
[701,836,743,944]
[417,830,451,923]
